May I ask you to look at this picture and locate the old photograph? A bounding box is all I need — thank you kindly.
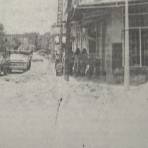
[0,0,148,148]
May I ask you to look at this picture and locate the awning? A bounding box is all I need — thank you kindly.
[71,0,148,24]
[77,0,146,9]
[79,0,133,5]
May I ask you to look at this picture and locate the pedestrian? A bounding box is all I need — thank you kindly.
[73,48,80,76]
[55,52,63,76]
[69,49,74,75]
[62,50,65,72]
[80,48,88,76]
[86,53,95,78]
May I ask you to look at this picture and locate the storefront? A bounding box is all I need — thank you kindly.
[66,0,148,82]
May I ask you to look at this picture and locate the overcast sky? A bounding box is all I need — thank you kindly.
[0,0,57,34]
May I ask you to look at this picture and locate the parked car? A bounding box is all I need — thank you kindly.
[0,50,9,75]
[8,50,32,72]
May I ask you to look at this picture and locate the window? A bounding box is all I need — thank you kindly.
[129,29,140,66]
[124,3,148,67]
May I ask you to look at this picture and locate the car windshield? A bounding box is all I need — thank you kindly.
[8,49,32,55]
[10,53,28,61]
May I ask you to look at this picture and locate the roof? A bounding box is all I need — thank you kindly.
[79,0,136,5]
[76,0,145,10]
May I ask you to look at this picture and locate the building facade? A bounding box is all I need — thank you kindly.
[64,0,148,82]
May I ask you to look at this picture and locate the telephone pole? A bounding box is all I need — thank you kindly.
[64,0,73,81]
[64,14,71,81]
[57,0,63,54]
[124,0,130,89]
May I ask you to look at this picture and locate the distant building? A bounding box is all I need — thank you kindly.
[6,32,51,52]
[6,33,38,50]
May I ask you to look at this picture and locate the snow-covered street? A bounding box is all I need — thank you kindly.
[0,53,148,148]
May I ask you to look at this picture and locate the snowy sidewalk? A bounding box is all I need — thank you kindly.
[0,53,147,148]
[52,75,148,148]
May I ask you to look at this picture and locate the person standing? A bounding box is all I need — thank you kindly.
[69,49,74,75]
[80,48,88,76]
[73,48,80,76]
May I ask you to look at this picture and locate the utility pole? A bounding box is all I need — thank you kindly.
[57,0,63,55]
[57,0,70,80]
[124,0,130,89]
[64,0,73,81]
[64,14,70,81]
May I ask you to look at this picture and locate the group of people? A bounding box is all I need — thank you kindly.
[55,47,97,77]
[70,48,88,76]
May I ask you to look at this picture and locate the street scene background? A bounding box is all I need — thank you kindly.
[0,0,148,148]
[0,50,148,148]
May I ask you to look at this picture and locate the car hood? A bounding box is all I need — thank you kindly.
[10,54,28,62]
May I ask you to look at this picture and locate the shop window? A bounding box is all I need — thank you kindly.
[128,3,148,27]
[129,29,140,66]
[123,3,148,67]
[129,29,148,67]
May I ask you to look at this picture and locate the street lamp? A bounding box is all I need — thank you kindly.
[124,0,130,89]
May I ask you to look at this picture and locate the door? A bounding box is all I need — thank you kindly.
[112,43,122,70]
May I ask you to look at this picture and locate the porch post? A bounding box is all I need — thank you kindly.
[139,27,142,67]
[124,0,130,89]
[64,14,71,81]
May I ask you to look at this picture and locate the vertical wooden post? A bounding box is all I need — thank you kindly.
[124,0,130,89]
[60,24,63,53]
[64,15,71,81]
[57,0,63,55]
[80,26,82,50]
[139,27,142,67]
